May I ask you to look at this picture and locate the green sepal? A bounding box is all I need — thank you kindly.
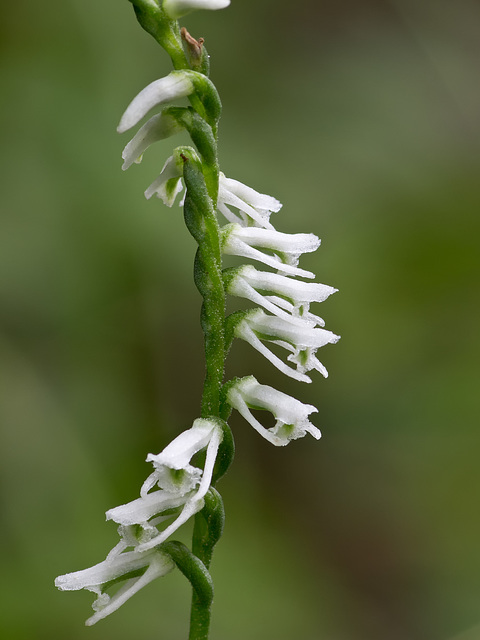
[185,71,222,131]
[222,266,243,291]
[224,310,249,353]
[161,541,214,607]
[211,421,234,485]
[219,377,243,422]
[181,28,211,77]
[192,488,226,568]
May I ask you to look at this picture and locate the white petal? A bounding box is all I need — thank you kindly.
[263,295,326,327]
[55,549,159,591]
[235,309,339,380]
[144,155,184,206]
[121,113,183,170]
[227,376,319,446]
[227,266,336,327]
[240,265,338,305]
[85,554,174,626]
[136,426,222,552]
[218,183,275,229]
[219,174,282,214]
[147,418,217,470]
[163,0,230,19]
[246,310,340,349]
[222,224,316,278]
[226,224,320,256]
[235,320,312,383]
[136,497,205,552]
[106,491,187,526]
[117,72,194,133]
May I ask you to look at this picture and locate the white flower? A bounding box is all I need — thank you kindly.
[144,153,184,205]
[106,418,223,553]
[121,112,184,170]
[221,223,320,278]
[225,264,338,328]
[55,536,175,626]
[163,0,231,20]
[226,376,320,446]
[117,71,195,133]
[234,308,340,382]
[217,173,282,229]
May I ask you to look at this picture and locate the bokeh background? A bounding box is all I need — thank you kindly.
[1,0,479,638]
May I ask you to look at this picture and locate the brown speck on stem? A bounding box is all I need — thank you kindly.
[180,153,188,163]
[181,27,204,60]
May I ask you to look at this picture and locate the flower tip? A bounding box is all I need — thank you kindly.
[164,0,231,19]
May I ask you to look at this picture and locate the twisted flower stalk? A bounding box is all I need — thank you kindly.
[54,1,339,638]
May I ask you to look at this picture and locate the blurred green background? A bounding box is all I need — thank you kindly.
[1,1,479,638]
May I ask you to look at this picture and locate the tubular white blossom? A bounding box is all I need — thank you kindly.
[55,541,174,626]
[105,419,223,553]
[144,154,184,205]
[121,112,184,170]
[221,223,320,278]
[142,418,219,495]
[163,0,230,19]
[137,424,223,552]
[117,71,195,133]
[234,308,340,382]
[217,173,282,229]
[227,376,320,446]
[226,264,337,327]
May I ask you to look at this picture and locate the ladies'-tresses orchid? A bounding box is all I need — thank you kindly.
[221,223,320,278]
[56,0,340,634]
[231,308,340,382]
[224,264,338,328]
[55,538,175,626]
[226,376,320,446]
[106,418,223,552]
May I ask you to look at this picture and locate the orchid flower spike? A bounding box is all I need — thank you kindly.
[226,376,320,446]
[55,538,174,626]
[163,0,231,20]
[221,223,320,278]
[117,71,196,133]
[106,418,223,552]
[232,308,340,382]
[217,173,282,229]
[224,264,338,328]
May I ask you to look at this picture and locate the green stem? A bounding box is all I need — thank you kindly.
[161,541,214,640]
[182,158,224,418]
[128,8,231,638]
[182,149,225,640]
